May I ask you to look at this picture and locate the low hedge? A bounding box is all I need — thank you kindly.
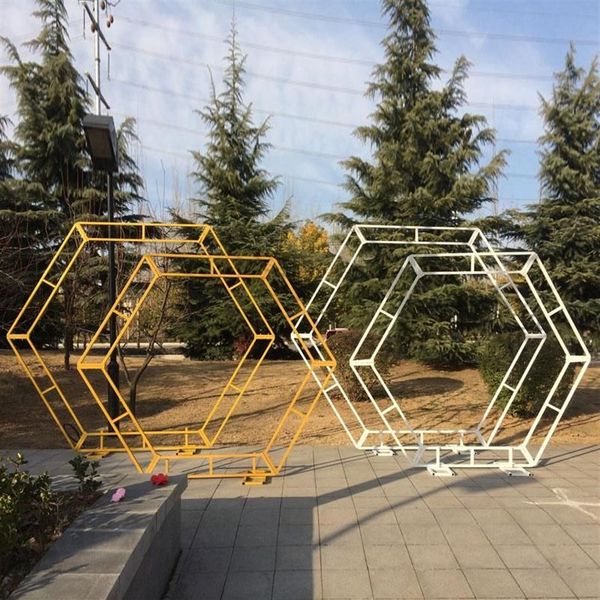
[477,331,573,417]
[326,329,396,402]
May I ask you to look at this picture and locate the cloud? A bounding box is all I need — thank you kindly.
[1,0,592,219]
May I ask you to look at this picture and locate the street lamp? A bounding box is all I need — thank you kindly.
[83,114,120,421]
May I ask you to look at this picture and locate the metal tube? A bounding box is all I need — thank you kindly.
[107,172,120,420]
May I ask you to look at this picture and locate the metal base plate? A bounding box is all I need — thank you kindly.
[499,465,532,477]
[372,447,395,457]
[427,464,456,477]
[242,475,270,486]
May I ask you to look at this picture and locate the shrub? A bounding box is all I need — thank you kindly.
[0,454,60,592]
[0,454,103,599]
[68,456,102,497]
[327,329,396,402]
[478,331,574,417]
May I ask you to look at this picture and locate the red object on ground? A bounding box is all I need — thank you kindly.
[150,473,169,486]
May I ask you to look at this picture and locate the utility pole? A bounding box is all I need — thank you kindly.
[81,1,121,421]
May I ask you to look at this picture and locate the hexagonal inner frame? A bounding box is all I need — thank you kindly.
[77,252,334,478]
[353,251,590,472]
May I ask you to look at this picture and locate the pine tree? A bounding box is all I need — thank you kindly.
[525,46,600,349]
[1,0,144,363]
[325,0,507,366]
[178,23,290,358]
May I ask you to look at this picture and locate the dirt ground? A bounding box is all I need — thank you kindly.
[0,350,598,450]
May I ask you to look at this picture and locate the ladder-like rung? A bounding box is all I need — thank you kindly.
[325,383,339,394]
[322,280,336,289]
[548,306,564,317]
[379,309,395,319]
[229,383,242,393]
[291,408,306,418]
[351,359,373,367]
[381,405,396,415]
[503,383,516,393]
[41,278,57,289]
[546,404,561,413]
[113,309,127,320]
[41,385,56,396]
[112,412,130,423]
[227,281,243,292]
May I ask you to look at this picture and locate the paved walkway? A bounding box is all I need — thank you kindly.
[4,445,600,599]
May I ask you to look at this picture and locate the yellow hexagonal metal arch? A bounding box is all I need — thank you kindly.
[6,222,256,455]
[77,252,335,480]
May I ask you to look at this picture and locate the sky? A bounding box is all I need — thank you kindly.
[0,0,599,225]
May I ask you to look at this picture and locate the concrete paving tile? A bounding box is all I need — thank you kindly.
[440,523,489,546]
[273,570,322,600]
[363,544,412,569]
[276,544,321,571]
[320,522,363,546]
[281,507,315,525]
[321,544,367,570]
[537,544,598,569]
[407,544,458,570]
[400,523,447,545]
[463,568,524,598]
[495,545,552,569]
[469,508,517,525]
[557,568,600,598]
[175,570,227,600]
[431,508,477,524]
[239,507,281,526]
[322,569,372,599]
[235,524,279,547]
[360,523,404,545]
[423,494,465,508]
[520,523,578,546]
[393,505,437,525]
[510,568,575,598]
[507,507,556,525]
[416,569,474,599]
[183,547,233,572]
[581,544,600,566]
[452,543,505,569]
[229,545,276,571]
[352,495,391,510]
[221,570,274,600]
[479,522,532,545]
[318,507,358,525]
[563,524,600,545]
[279,523,320,545]
[355,507,398,524]
[369,566,423,599]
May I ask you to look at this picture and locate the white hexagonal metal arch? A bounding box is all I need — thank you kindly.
[296,225,590,475]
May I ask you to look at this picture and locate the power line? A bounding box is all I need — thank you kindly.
[139,144,343,188]
[428,0,597,20]
[134,116,538,181]
[113,77,539,120]
[116,17,556,83]
[209,0,599,47]
[114,42,555,110]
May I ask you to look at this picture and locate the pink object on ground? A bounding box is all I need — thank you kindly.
[110,487,126,502]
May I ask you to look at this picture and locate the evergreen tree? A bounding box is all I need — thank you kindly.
[525,47,600,349]
[178,23,290,358]
[1,0,143,363]
[325,0,507,366]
